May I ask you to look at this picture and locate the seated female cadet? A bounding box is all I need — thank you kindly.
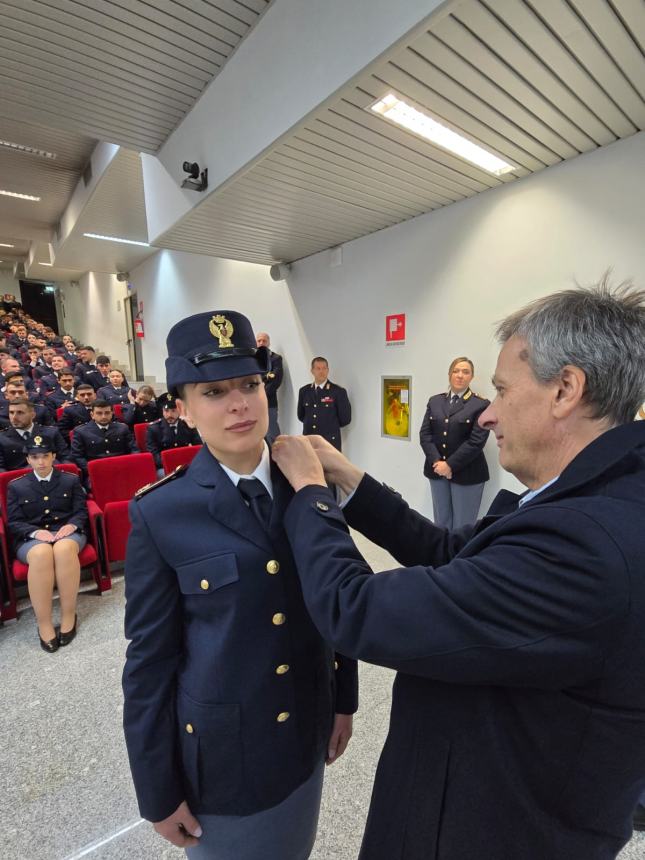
[122,310,358,860]
[7,436,87,652]
[96,369,135,406]
[122,384,160,426]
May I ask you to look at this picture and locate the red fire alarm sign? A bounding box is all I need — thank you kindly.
[385,313,406,345]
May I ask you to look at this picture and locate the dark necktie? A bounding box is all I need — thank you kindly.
[450,394,459,406]
[238,478,272,530]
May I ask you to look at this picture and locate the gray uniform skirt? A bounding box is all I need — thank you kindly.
[17,532,87,563]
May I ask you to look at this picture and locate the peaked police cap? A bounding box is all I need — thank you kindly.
[165,310,270,390]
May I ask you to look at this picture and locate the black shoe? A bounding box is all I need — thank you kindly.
[634,804,645,832]
[58,615,77,646]
[39,634,59,653]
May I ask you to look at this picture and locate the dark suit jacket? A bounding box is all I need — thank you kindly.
[283,421,645,860]
[145,418,201,469]
[419,389,490,484]
[297,381,351,450]
[57,402,92,443]
[122,446,358,822]
[0,424,70,471]
[263,351,283,409]
[70,420,137,473]
[96,384,135,405]
[7,469,87,546]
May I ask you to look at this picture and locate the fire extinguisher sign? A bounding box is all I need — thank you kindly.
[385,313,405,346]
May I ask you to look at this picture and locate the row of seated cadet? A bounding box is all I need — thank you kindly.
[0,311,203,631]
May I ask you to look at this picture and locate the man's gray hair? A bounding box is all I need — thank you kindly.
[496,274,645,426]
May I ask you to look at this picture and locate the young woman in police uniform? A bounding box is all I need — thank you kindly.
[122,310,357,859]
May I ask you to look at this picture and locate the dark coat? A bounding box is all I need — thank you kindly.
[74,363,108,391]
[263,351,283,409]
[96,384,135,405]
[70,420,137,473]
[122,401,161,427]
[297,381,351,451]
[122,445,358,823]
[0,424,70,471]
[0,399,55,429]
[57,402,92,443]
[419,389,490,484]
[44,387,77,414]
[145,418,201,469]
[7,469,87,547]
[282,421,645,860]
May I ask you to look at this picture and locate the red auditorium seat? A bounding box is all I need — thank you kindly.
[87,453,157,565]
[133,422,150,453]
[161,445,201,475]
[56,405,65,421]
[0,464,111,622]
[112,403,124,420]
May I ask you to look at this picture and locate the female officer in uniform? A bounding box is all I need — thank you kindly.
[419,356,490,529]
[122,310,357,859]
[7,436,87,651]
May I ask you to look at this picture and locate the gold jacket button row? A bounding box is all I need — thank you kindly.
[272,612,286,626]
[334,661,339,670]
[276,664,289,675]
[200,579,209,590]
[276,711,290,722]
[266,560,280,575]
[185,723,194,734]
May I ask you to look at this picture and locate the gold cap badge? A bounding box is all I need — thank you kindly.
[209,314,234,348]
[34,435,43,445]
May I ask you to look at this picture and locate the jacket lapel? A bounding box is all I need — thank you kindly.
[188,445,272,552]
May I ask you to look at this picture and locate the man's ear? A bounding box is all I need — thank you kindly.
[552,365,586,418]
[176,398,196,429]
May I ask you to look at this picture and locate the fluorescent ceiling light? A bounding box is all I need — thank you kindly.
[38,262,53,266]
[0,243,15,248]
[0,139,57,159]
[0,189,41,201]
[83,232,149,247]
[369,93,515,176]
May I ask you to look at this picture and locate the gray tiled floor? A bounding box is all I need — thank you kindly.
[1,534,644,860]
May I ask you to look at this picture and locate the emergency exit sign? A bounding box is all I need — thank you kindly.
[386,313,406,345]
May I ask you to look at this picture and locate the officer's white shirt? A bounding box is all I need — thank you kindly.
[219,441,274,499]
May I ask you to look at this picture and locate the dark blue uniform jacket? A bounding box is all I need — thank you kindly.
[145,418,201,469]
[122,445,358,822]
[70,420,137,473]
[7,469,87,547]
[297,381,351,450]
[419,389,490,484]
[0,425,70,471]
[283,421,645,860]
[96,384,135,405]
[57,402,92,443]
[263,351,283,409]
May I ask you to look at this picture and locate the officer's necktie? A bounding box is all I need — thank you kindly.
[238,478,272,530]
[450,394,459,406]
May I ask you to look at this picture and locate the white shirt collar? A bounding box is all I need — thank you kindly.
[518,476,560,507]
[36,470,54,483]
[449,389,465,399]
[219,441,273,498]
[315,380,328,389]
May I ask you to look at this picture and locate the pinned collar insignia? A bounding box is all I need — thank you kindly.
[463,390,472,401]
[209,315,234,348]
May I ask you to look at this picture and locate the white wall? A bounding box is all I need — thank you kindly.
[286,132,645,519]
[59,272,130,367]
[127,249,306,423]
[0,271,21,302]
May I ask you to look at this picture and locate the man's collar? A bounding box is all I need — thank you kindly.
[35,470,54,483]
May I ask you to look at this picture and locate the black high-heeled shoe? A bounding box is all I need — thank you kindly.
[39,633,59,653]
[58,614,77,646]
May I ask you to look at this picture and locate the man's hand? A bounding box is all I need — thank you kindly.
[432,460,453,479]
[306,435,364,495]
[34,529,55,542]
[153,800,202,848]
[53,523,76,540]
[327,713,353,765]
[271,435,327,493]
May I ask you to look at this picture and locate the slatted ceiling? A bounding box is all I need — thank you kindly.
[613,0,645,52]
[289,129,467,204]
[388,40,557,169]
[0,0,270,152]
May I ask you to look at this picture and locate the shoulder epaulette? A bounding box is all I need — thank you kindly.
[8,473,26,484]
[135,464,188,500]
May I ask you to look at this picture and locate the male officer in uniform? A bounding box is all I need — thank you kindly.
[0,375,54,428]
[255,332,283,442]
[44,370,76,415]
[273,280,645,860]
[71,399,137,484]
[0,398,69,471]
[122,310,357,859]
[297,357,351,451]
[57,384,96,444]
[73,346,103,391]
[146,393,201,474]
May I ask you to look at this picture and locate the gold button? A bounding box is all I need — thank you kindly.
[44,509,50,514]
[442,444,447,448]
[334,660,339,670]
[316,501,329,512]
[200,579,209,590]
[272,612,286,625]
[443,431,447,436]
[313,414,317,418]
[185,723,194,734]
[276,664,290,675]
[312,424,316,429]
[43,496,49,501]
[276,711,290,722]
[266,560,280,575]
[445,419,449,423]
